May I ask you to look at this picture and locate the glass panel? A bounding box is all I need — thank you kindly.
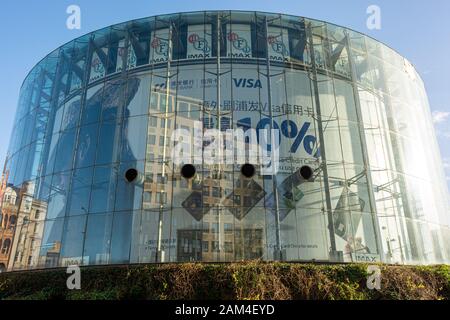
[83,213,113,265]
[95,121,120,165]
[81,83,104,126]
[121,116,148,162]
[75,124,99,169]
[67,167,93,215]
[60,215,86,266]
[114,161,144,212]
[46,171,71,219]
[110,211,136,263]
[53,128,77,173]
[39,218,64,268]
[89,164,117,214]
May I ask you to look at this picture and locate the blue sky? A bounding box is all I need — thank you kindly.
[0,0,449,189]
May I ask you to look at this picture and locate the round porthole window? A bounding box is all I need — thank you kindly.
[125,168,139,183]
[241,163,256,178]
[300,165,314,180]
[181,164,196,179]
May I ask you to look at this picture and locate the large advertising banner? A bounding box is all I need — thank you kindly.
[267,27,290,62]
[89,48,107,83]
[187,24,212,59]
[150,28,171,64]
[142,64,328,261]
[226,24,252,58]
[115,40,137,73]
[151,65,320,174]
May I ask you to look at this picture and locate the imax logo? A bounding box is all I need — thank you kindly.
[151,37,169,57]
[232,78,262,89]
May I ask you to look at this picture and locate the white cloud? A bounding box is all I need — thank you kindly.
[443,158,450,169]
[442,159,450,182]
[443,159,450,183]
[432,111,450,124]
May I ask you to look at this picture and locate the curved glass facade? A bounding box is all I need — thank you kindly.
[1,11,449,271]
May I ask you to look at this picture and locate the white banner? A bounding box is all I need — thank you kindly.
[150,28,170,64]
[89,48,107,83]
[116,39,137,73]
[149,64,318,169]
[267,27,290,62]
[226,24,252,58]
[187,24,212,59]
[143,64,325,261]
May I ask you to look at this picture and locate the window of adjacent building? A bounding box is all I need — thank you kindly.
[146,152,154,162]
[1,239,11,255]
[212,187,221,198]
[211,223,219,233]
[224,242,233,253]
[224,223,233,234]
[155,192,167,204]
[157,173,166,184]
[148,135,156,145]
[149,116,157,127]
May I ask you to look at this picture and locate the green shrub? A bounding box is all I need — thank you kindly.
[0,262,448,300]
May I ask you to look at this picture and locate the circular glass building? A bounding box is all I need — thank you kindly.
[1,11,449,271]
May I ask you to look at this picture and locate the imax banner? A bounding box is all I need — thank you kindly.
[226,24,252,58]
[150,28,171,64]
[116,39,137,72]
[89,48,107,83]
[267,27,290,62]
[187,24,212,59]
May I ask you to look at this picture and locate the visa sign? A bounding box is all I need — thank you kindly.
[232,78,262,89]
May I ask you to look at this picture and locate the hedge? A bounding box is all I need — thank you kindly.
[0,262,449,300]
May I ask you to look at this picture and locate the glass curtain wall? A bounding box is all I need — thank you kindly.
[0,11,449,271]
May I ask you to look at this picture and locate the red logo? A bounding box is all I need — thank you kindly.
[188,33,200,43]
[267,36,277,44]
[151,37,160,48]
[227,32,238,42]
